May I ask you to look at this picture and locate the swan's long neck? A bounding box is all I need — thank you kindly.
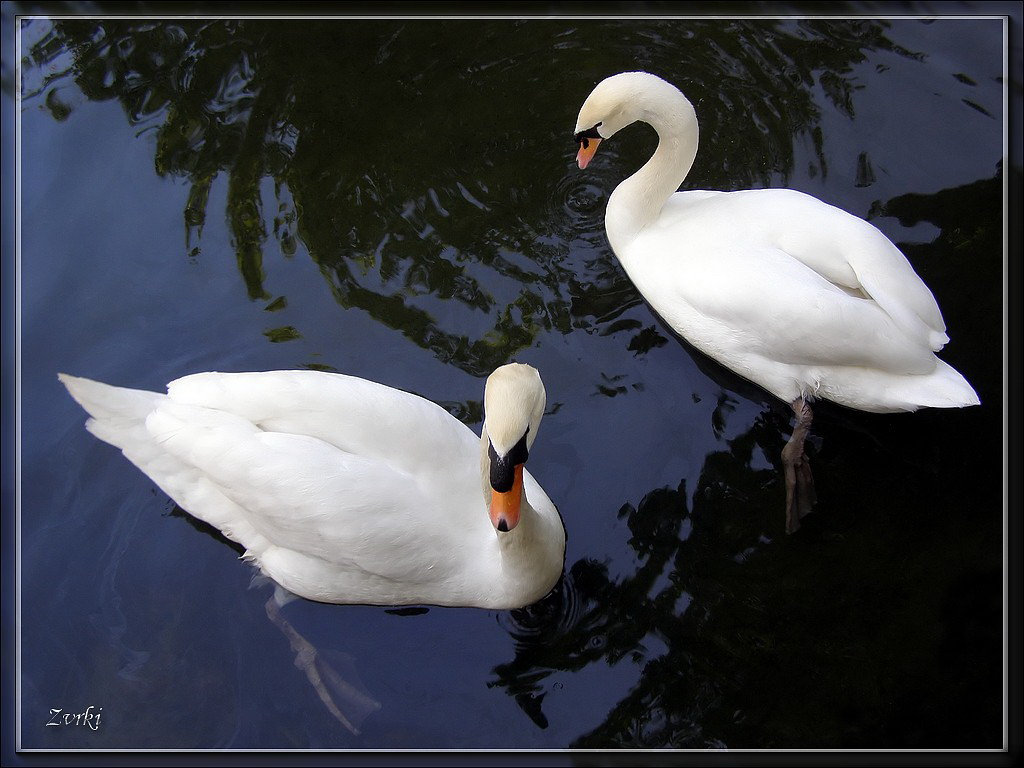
[492,490,561,607]
[606,91,699,253]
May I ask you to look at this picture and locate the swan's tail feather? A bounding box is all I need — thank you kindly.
[59,373,164,449]
[59,372,188,483]
[827,358,980,413]
[60,373,275,559]
[909,359,981,410]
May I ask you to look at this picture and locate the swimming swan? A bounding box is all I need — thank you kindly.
[59,364,565,609]
[573,71,979,532]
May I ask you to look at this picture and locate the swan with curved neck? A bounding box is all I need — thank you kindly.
[574,71,979,532]
[60,363,565,609]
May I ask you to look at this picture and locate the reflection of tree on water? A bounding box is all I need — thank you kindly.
[24,17,925,375]
[489,418,781,747]
[492,407,1000,748]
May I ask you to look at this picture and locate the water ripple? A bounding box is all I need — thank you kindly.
[554,172,607,242]
[497,568,583,651]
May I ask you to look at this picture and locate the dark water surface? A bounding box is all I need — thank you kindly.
[16,14,1006,750]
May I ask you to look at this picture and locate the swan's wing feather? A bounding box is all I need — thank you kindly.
[661,189,949,350]
[775,195,950,349]
[855,267,949,349]
[166,370,478,478]
[651,241,937,374]
[145,398,467,581]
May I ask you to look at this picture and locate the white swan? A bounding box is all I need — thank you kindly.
[574,71,979,532]
[59,364,565,609]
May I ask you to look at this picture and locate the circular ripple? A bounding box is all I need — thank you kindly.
[554,172,608,240]
[497,568,583,649]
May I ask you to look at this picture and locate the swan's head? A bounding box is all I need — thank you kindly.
[573,71,693,169]
[482,363,547,533]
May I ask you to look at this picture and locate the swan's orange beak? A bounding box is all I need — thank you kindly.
[576,137,601,169]
[490,464,523,533]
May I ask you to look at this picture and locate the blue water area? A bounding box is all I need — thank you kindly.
[15,15,1007,750]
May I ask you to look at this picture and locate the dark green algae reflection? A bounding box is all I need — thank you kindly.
[25,17,940,376]
[21,16,1004,749]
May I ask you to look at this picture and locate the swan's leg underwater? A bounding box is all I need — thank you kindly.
[264,592,382,734]
[781,398,817,534]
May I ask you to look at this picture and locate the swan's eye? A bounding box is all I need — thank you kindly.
[488,430,530,492]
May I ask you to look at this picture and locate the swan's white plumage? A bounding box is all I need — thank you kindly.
[60,366,564,609]
[575,72,979,413]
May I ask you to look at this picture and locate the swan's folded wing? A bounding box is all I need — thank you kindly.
[777,207,950,351]
[854,267,949,351]
[753,189,948,350]
[667,244,938,375]
[165,370,477,481]
[145,398,458,582]
[661,189,950,352]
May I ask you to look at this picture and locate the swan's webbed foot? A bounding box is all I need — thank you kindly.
[782,398,817,534]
